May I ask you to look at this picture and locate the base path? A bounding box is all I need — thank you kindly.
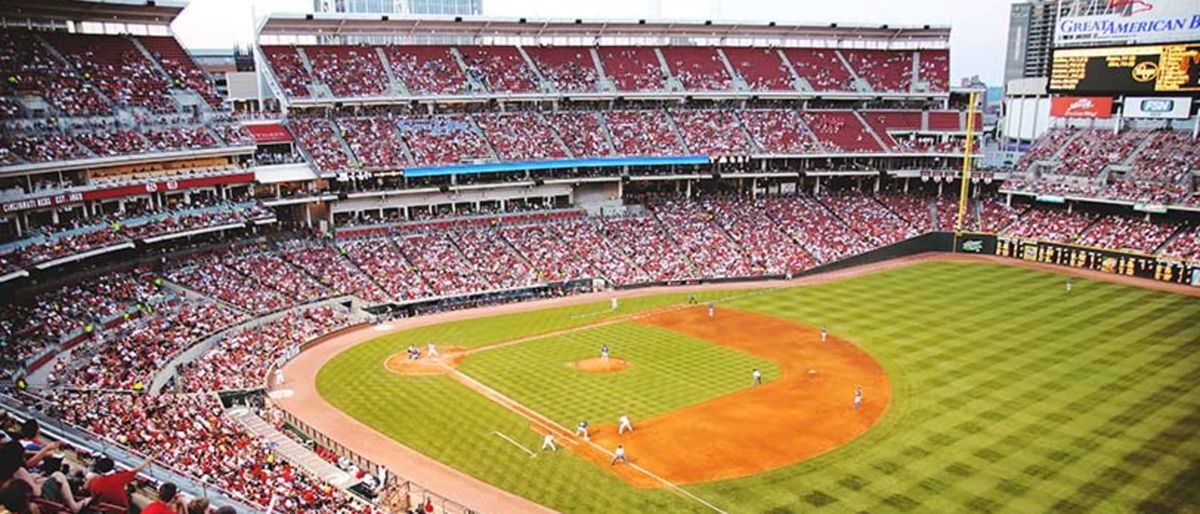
[587,307,890,485]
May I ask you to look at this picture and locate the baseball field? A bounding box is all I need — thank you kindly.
[312,259,1200,513]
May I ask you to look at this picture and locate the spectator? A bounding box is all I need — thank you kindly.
[86,453,157,509]
[142,482,183,514]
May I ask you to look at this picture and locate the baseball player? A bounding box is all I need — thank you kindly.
[611,296,619,311]
[541,433,557,452]
[1066,277,1073,292]
[853,385,863,410]
[820,326,828,344]
[751,368,764,386]
[618,414,634,434]
[708,302,715,319]
[600,344,610,363]
[427,342,439,359]
[610,445,628,466]
[576,420,590,441]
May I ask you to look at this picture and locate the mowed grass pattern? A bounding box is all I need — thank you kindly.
[318,261,1200,514]
[457,322,781,426]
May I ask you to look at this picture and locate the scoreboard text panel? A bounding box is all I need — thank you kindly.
[1049,41,1200,95]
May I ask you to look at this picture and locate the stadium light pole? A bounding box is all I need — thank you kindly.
[953,90,979,250]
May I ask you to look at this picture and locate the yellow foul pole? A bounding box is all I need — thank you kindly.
[954,91,979,235]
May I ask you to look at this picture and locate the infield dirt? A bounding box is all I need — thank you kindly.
[581,306,891,486]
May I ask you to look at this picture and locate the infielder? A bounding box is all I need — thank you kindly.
[610,445,628,466]
[618,414,634,434]
[600,344,610,363]
[427,342,439,359]
[751,368,763,386]
[576,420,590,441]
[541,433,557,452]
[820,326,828,343]
[853,385,863,410]
[708,302,715,319]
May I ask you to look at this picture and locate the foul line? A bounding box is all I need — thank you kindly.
[442,362,729,514]
[490,431,537,458]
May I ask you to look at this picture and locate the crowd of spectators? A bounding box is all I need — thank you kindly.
[543,111,614,158]
[305,46,390,98]
[473,113,569,161]
[396,114,492,167]
[817,192,916,245]
[338,238,430,301]
[601,215,694,282]
[1000,206,1095,243]
[289,119,357,173]
[1076,214,1178,254]
[604,110,684,156]
[40,391,376,512]
[338,116,409,170]
[166,253,295,315]
[842,50,913,93]
[765,195,874,264]
[670,110,753,155]
[661,47,731,91]
[801,111,883,153]
[524,47,598,92]
[652,200,755,277]
[1054,129,1146,178]
[50,299,242,390]
[460,46,540,93]
[279,241,391,304]
[177,305,350,392]
[705,197,815,274]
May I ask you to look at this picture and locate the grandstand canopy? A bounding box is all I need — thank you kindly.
[0,0,185,26]
[258,14,950,49]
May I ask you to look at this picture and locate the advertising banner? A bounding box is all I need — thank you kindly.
[1050,96,1115,117]
[1122,96,1193,118]
[1055,0,1200,46]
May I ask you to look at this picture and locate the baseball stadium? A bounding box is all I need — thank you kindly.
[0,0,1197,513]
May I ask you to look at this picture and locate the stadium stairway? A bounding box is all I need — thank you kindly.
[225,406,359,489]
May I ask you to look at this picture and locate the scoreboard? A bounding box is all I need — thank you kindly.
[1049,41,1200,95]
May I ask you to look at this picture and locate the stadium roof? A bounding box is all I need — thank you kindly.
[258,14,951,46]
[0,0,185,25]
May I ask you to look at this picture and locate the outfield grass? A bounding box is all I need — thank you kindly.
[317,261,1200,514]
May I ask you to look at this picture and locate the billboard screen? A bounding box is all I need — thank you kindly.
[1048,41,1200,95]
[1055,0,1200,47]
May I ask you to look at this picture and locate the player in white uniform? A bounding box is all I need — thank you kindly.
[708,302,715,319]
[575,420,590,441]
[752,368,764,386]
[853,385,863,410]
[618,414,634,434]
[427,342,439,359]
[1066,277,1073,292]
[611,296,619,311]
[600,344,610,363]
[820,326,828,343]
[541,433,557,452]
[610,445,628,466]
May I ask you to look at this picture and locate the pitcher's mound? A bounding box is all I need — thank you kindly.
[573,357,629,373]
